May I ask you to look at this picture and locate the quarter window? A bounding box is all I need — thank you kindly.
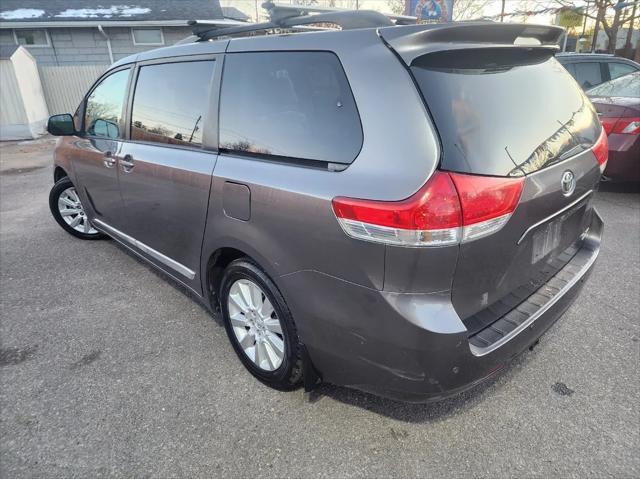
[84,68,130,139]
[130,61,215,147]
[14,29,48,46]
[132,28,164,45]
[219,52,363,165]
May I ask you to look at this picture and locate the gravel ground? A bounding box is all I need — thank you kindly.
[1,139,638,478]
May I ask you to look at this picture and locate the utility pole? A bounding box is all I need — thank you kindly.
[500,0,506,21]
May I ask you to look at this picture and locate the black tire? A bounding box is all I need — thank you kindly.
[49,176,105,240]
[219,258,303,390]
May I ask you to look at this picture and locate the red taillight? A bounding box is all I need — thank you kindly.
[600,117,617,135]
[592,127,609,173]
[332,171,462,246]
[332,171,524,247]
[612,117,640,135]
[449,173,524,226]
[600,117,640,136]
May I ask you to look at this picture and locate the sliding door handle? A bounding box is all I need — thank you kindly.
[120,154,134,173]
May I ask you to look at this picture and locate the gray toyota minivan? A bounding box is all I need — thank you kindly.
[47,11,606,402]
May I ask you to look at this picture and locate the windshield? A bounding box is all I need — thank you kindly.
[587,72,640,98]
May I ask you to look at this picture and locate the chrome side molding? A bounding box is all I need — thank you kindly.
[92,219,196,280]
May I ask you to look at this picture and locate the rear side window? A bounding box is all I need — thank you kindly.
[608,62,637,81]
[573,62,603,89]
[131,61,215,147]
[411,49,600,177]
[85,68,130,139]
[219,51,362,165]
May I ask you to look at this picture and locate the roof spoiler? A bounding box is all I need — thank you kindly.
[379,22,565,65]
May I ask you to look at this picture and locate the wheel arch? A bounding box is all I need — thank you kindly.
[205,246,247,311]
[54,166,68,182]
[202,240,288,312]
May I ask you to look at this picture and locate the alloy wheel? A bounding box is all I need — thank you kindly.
[57,187,98,235]
[227,279,285,371]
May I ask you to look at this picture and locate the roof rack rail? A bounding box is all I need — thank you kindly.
[190,1,409,42]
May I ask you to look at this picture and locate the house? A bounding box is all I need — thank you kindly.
[0,0,241,66]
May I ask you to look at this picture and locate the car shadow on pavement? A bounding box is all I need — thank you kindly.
[306,362,524,423]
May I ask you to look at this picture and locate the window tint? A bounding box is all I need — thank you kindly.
[219,52,362,164]
[132,28,163,45]
[411,52,600,177]
[85,68,130,139]
[573,62,603,89]
[608,62,637,80]
[131,61,214,147]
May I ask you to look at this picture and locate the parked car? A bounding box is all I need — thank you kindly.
[586,72,640,182]
[46,17,606,403]
[556,52,640,89]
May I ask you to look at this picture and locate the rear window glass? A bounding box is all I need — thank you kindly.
[219,51,362,165]
[587,71,640,98]
[411,50,600,177]
[131,60,214,147]
[608,62,638,81]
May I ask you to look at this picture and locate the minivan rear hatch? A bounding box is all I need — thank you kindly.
[380,23,603,337]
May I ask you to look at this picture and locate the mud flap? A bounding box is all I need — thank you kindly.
[301,344,322,392]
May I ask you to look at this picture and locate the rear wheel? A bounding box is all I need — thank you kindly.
[219,259,303,390]
[49,177,104,240]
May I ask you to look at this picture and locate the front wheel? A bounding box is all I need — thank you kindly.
[219,259,303,390]
[49,177,104,240]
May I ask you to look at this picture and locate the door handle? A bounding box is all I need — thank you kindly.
[103,151,116,168]
[120,154,134,173]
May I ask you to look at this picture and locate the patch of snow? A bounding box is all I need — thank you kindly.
[55,6,151,19]
[0,9,45,20]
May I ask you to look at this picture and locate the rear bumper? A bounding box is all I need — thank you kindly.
[278,210,603,403]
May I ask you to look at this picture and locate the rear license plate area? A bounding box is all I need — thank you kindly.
[532,203,587,264]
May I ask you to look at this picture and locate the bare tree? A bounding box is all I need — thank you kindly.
[386,0,406,15]
[555,0,639,53]
[452,0,491,20]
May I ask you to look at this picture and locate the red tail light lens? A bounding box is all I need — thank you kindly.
[449,173,524,226]
[592,127,609,173]
[332,171,462,246]
[332,171,524,247]
[600,117,618,135]
[600,117,640,136]
[612,117,640,135]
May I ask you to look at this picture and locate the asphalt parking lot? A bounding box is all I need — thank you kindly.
[1,138,638,478]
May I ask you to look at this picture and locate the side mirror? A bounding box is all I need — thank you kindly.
[92,119,119,139]
[47,114,76,136]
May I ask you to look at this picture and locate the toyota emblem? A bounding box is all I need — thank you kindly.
[561,170,576,197]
